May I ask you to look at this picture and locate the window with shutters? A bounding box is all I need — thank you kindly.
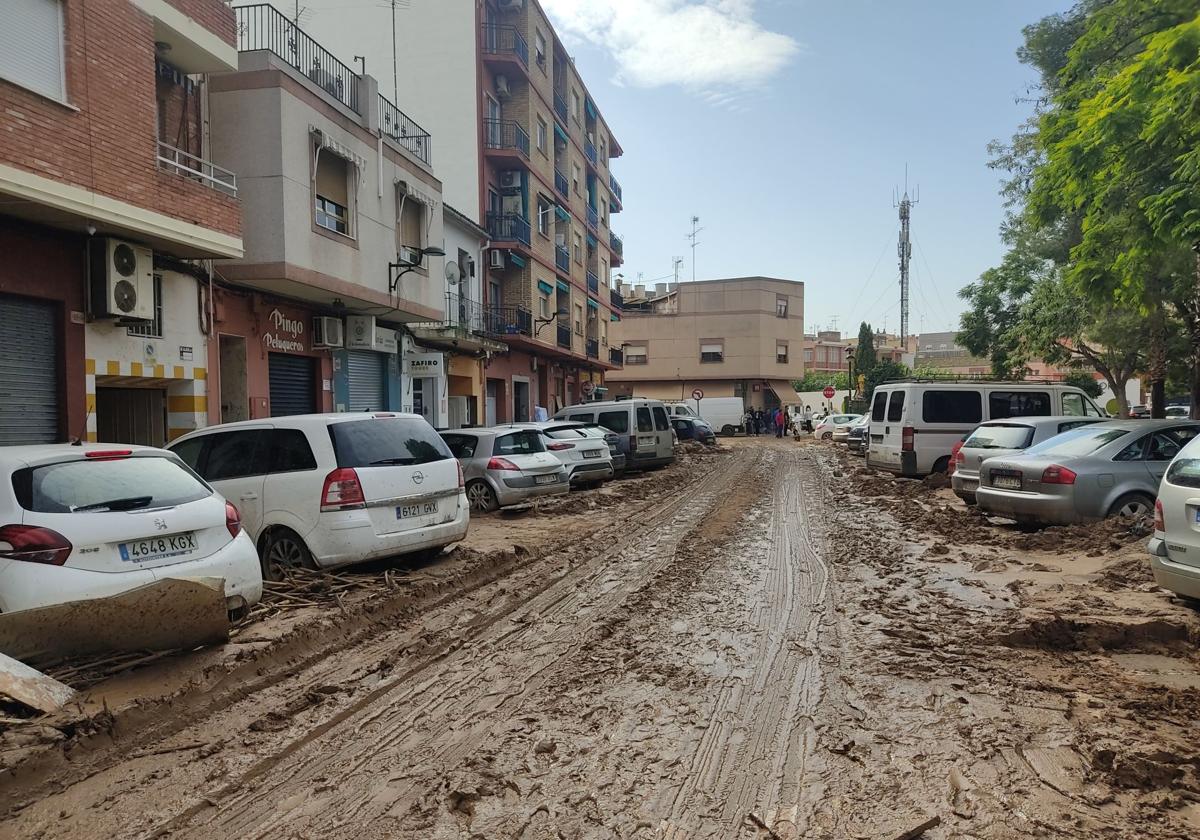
[0,0,65,103]
[574,304,584,335]
[536,116,548,155]
[314,150,353,237]
[776,343,788,364]
[537,196,551,238]
[625,345,647,365]
[399,193,423,248]
[700,341,724,363]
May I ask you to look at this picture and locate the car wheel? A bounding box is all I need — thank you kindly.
[821,431,833,441]
[960,493,977,507]
[720,425,736,436]
[931,456,951,475]
[1108,492,1154,519]
[260,528,315,582]
[466,479,499,513]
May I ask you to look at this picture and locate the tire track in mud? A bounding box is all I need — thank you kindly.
[156,449,765,838]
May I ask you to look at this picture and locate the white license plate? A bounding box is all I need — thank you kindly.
[119,532,197,564]
[583,450,602,459]
[397,501,439,519]
[535,474,558,485]
[638,435,657,449]
[993,475,1022,490]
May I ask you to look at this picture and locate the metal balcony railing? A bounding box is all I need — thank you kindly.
[586,338,599,359]
[553,90,568,124]
[379,95,431,164]
[609,231,624,257]
[609,173,623,203]
[483,119,529,158]
[557,323,571,349]
[439,292,492,335]
[481,24,528,67]
[156,141,237,196]
[610,287,623,309]
[587,271,598,294]
[554,168,568,198]
[486,212,531,246]
[586,205,598,232]
[236,4,359,113]
[555,244,570,273]
[609,347,623,365]
[484,305,532,337]
[585,138,598,166]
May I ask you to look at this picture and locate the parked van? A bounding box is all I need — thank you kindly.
[666,397,746,436]
[554,398,675,469]
[866,381,1106,477]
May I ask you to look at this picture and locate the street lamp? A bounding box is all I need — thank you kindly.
[388,246,446,295]
[535,307,569,337]
[845,345,855,411]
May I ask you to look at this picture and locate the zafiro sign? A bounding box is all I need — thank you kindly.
[263,308,306,353]
[406,352,444,377]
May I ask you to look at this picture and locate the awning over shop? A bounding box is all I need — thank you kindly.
[554,123,569,144]
[766,379,801,404]
[587,297,599,309]
[556,279,569,292]
[537,280,554,295]
[554,204,570,221]
[508,253,526,268]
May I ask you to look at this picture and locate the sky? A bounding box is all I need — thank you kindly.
[256,0,1074,338]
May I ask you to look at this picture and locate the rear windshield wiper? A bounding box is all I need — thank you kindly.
[369,457,417,466]
[72,495,154,512]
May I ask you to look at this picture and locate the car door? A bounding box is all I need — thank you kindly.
[261,428,320,540]
[651,405,673,455]
[195,428,271,535]
[1146,427,1200,484]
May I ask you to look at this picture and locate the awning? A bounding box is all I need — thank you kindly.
[556,279,569,292]
[537,280,554,295]
[554,123,569,144]
[509,253,526,268]
[554,204,570,221]
[587,297,599,309]
[610,312,620,322]
[585,97,597,119]
[766,379,800,404]
[586,233,597,247]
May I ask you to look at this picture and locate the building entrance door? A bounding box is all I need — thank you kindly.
[219,334,249,423]
[96,387,166,446]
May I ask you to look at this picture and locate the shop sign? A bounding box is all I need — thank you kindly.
[263,308,306,353]
[407,352,444,377]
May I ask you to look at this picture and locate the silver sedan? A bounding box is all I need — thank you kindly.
[439,428,569,512]
[976,420,1200,525]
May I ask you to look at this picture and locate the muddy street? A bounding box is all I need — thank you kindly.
[4,438,1200,838]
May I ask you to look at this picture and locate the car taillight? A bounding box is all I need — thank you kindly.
[456,460,465,489]
[225,501,242,539]
[321,468,365,511]
[0,525,72,566]
[1154,499,1165,532]
[84,449,132,459]
[487,457,520,471]
[547,442,575,451]
[901,427,915,452]
[1041,464,1077,485]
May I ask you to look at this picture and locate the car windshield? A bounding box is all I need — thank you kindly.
[1024,426,1130,458]
[1166,458,1200,488]
[495,430,545,455]
[543,426,589,440]
[11,455,210,513]
[965,424,1035,450]
[330,417,453,467]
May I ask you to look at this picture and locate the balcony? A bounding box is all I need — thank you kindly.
[484,119,529,159]
[585,138,598,167]
[156,141,237,196]
[555,244,570,273]
[236,4,360,113]
[609,173,623,204]
[484,305,533,337]
[586,338,599,359]
[481,24,528,69]
[378,95,431,165]
[587,270,599,294]
[586,205,599,233]
[557,323,572,349]
[610,287,623,309]
[554,168,569,199]
[610,231,624,256]
[487,212,531,246]
[553,90,568,125]
[409,293,510,352]
[609,347,623,366]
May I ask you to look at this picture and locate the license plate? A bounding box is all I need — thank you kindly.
[992,473,1022,490]
[535,474,558,485]
[397,501,439,519]
[638,435,657,449]
[119,532,197,564]
[583,450,602,459]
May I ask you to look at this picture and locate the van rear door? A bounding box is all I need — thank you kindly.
[651,405,674,458]
[869,389,907,472]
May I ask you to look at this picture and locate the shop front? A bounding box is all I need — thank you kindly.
[333,315,402,413]
[404,334,448,428]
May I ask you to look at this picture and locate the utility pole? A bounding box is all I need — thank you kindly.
[672,256,683,285]
[895,173,918,345]
[686,216,703,282]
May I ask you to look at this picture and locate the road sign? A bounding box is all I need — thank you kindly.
[691,388,704,400]
[822,386,836,399]
[581,381,596,396]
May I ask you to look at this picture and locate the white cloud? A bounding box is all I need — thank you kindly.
[541,0,799,95]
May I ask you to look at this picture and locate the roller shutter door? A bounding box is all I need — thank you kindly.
[268,353,316,417]
[345,350,385,412]
[0,294,58,444]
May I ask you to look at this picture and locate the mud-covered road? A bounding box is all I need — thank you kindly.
[4,438,1200,838]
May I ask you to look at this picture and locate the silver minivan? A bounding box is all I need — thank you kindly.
[554,398,676,470]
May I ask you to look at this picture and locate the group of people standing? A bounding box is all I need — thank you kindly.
[742,407,791,438]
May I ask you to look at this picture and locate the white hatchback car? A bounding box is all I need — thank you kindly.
[503,422,615,485]
[169,413,469,579]
[0,443,262,614]
[1149,441,1200,602]
[813,414,861,441]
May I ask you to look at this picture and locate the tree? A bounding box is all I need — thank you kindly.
[792,371,848,392]
[864,361,910,402]
[1063,371,1103,397]
[854,322,877,381]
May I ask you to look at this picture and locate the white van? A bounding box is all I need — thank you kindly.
[554,398,676,469]
[665,397,746,436]
[866,381,1106,477]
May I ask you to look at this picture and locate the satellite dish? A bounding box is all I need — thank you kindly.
[445,262,461,285]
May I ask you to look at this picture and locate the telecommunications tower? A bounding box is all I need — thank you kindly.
[895,177,918,344]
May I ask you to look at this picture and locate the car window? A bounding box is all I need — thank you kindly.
[440,434,477,459]
[637,407,653,432]
[170,437,206,472]
[12,455,210,513]
[922,391,982,424]
[495,430,544,455]
[671,418,688,430]
[597,410,629,434]
[544,427,589,440]
[205,430,270,481]
[1167,458,1200,488]
[1062,392,1085,417]
[269,429,317,472]
[1026,426,1130,457]
[871,391,888,422]
[652,406,670,431]
[330,417,452,467]
[566,412,594,424]
[1149,431,1186,462]
[1084,397,1105,417]
[1058,420,1096,434]
[1114,435,1149,462]
[674,406,696,416]
[886,392,905,423]
[989,391,1051,419]
[964,424,1034,450]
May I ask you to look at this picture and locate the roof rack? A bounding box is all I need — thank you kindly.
[882,376,1070,385]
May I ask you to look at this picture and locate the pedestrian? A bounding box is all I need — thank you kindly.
[743,409,755,436]
[803,405,813,433]
[775,408,786,438]
[757,409,766,435]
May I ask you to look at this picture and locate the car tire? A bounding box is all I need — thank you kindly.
[260,528,316,582]
[466,479,499,513]
[1108,492,1154,519]
[720,425,736,436]
[821,431,833,441]
[960,493,977,507]
[932,456,951,475]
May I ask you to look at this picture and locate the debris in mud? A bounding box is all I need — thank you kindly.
[0,653,75,715]
[922,472,950,490]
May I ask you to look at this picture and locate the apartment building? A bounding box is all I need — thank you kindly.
[802,331,850,373]
[0,0,243,445]
[608,278,805,410]
[394,0,626,422]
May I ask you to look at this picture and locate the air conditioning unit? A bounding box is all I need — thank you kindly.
[489,249,506,270]
[345,314,378,349]
[496,75,511,99]
[500,170,521,188]
[397,246,424,266]
[313,316,344,348]
[89,238,154,321]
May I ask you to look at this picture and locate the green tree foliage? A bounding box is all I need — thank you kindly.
[1063,371,1104,397]
[854,322,877,379]
[864,361,910,402]
[792,371,848,392]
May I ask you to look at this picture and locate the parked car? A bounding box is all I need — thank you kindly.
[1130,405,1151,418]
[439,427,569,512]
[847,417,870,454]
[671,416,717,445]
[813,414,861,441]
[502,422,614,486]
[832,416,866,444]
[1148,438,1200,603]
[0,443,263,613]
[951,416,1106,505]
[867,381,1107,477]
[666,397,746,436]
[579,424,627,474]
[1166,405,1189,418]
[975,420,1200,525]
[170,413,468,580]
[554,398,675,470]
